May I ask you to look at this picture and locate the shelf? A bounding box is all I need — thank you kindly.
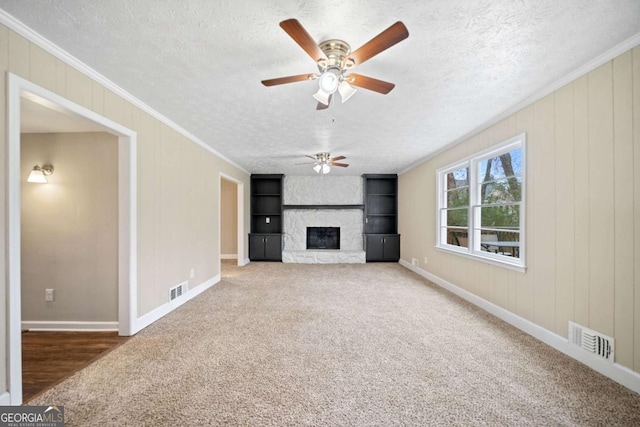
[363,174,398,240]
[283,204,364,210]
[251,174,283,236]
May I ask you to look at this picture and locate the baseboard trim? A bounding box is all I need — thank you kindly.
[21,321,119,332]
[134,274,221,333]
[399,259,640,394]
[220,254,238,259]
[239,257,250,266]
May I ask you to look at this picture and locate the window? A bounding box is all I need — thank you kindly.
[437,134,525,270]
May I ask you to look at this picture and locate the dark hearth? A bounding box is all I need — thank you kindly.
[307,227,340,250]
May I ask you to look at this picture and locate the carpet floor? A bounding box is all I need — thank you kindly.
[30,262,640,426]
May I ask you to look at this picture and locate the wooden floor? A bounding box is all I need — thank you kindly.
[22,331,129,402]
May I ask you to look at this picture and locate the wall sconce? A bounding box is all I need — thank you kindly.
[27,164,54,184]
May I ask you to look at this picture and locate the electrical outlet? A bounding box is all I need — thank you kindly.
[266,217,270,224]
[412,258,418,266]
[424,256,428,265]
[45,288,54,302]
[190,268,195,279]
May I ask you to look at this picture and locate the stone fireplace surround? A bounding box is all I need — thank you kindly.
[282,176,366,264]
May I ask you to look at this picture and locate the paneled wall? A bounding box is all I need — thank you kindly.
[0,24,250,393]
[399,46,640,373]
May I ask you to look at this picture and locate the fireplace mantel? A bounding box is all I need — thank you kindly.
[283,204,364,210]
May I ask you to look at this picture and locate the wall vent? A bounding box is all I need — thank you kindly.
[169,282,188,302]
[568,321,614,361]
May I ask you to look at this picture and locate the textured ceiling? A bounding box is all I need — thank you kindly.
[1,0,639,176]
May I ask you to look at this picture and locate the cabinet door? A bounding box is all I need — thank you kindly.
[249,234,265,260]
[365,235,385,261]
[382,235,400,261]
[264,235,282,261]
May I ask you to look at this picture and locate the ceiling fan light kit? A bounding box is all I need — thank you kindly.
[262,19,409,109]
[313,163,331,174]
[313,40,352,105]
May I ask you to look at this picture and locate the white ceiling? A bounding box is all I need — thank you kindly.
[2,0,639,176]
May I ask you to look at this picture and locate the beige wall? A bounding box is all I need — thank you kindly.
[21,132,118,322]
[220,178,238,256]
[0,25,251,394]
[399,46,640,374]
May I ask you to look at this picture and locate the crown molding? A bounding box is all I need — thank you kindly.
[0,9,250,175]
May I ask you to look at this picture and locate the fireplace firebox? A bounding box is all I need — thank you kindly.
[306,227,340,250]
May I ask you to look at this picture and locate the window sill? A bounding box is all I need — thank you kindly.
[435,245,526,273]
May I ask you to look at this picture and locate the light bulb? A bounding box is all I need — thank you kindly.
[318,69,340,94]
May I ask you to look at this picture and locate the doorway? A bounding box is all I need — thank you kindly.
[21,131,119,331]
[219,174,245,269]
[6,74,137,405]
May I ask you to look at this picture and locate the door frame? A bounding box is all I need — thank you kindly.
[219,173,245,267]
[5,73,137,405]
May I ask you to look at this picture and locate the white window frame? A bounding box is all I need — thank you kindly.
[436,133,526,272]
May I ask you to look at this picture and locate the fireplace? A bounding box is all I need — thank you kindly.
[306,227,340,250]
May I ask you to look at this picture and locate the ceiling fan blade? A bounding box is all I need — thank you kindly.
[305,155,318,161]
[348,73,395,94]
[345,21,409,67]
[262,73,317,87]
[331,162,349,167]
[280,19,328,63]
[330,156,346,161]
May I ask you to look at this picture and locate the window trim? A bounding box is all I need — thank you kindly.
[436,133,526,272]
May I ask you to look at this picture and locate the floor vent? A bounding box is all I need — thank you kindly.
[169,282,188,302]
[569,321,614,361]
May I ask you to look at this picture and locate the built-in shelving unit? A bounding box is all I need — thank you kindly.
[249,174,283,261]
[363,174,400,262]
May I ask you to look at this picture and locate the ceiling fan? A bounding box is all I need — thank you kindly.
[299,152,349,175]
[262,19,409,109]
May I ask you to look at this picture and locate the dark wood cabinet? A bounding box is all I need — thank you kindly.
[365,234,400,262]
[249,234,282,261]
[363,174,400,262]
[249,174,283,261]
